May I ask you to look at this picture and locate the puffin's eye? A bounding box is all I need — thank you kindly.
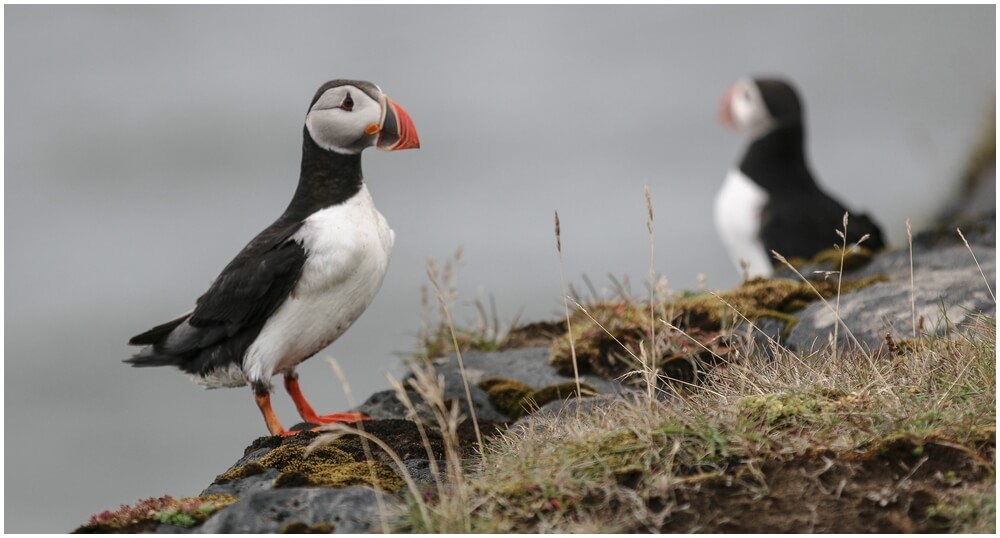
[742,90,751,101]
[341,93,354,111]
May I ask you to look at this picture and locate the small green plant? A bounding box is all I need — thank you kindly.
[80,494,236,532]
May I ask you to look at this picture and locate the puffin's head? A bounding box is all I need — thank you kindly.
[305,79,420,154]
[718,77,803,138]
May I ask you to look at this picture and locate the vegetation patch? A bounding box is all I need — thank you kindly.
[402,313,994,533]
[478,377,598,419]
[75,494,236,533]
[549,275,886,384]
[739,387,866,427]
[217,436,404,492]
[666,275,887,332]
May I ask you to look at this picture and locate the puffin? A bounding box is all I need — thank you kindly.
[715,76,885,278]
[126,79,420,436]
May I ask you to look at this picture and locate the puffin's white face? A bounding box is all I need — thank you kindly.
[719,78,774,138]
[306,84,384,154]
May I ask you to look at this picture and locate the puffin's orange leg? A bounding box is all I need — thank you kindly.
[253,386,291,437]
[283,373,371,425]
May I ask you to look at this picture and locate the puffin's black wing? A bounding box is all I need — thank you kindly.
[760,188,885,262]
[126,220,307,376]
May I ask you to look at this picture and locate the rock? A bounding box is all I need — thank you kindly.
[354,388,413,420]
[194,487,401,534]
[200,468,279,498]
[786,214,996,351]
[425,346,625,421]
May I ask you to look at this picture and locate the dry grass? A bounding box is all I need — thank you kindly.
[315,192,995,533]
[402,312,994,532]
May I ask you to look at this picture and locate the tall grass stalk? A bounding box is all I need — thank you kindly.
[384,372,444,495]
[426,262,484,462]
[644,185,659,405]
[907,219,917,339]
[397,358,473,532]
[772,249,895,397]
[957,227,995,303]
[555,211,583,410]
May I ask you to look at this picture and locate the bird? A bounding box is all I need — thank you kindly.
[715,76,885,279]
[126,79,420,436]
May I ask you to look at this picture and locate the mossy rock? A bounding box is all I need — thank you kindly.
[788,245,879,273]
[275,460,404,491]
[548,302,654,380]
[549,276,887,383]
[668,275,887,331]
[479,377,597,420]
[218,442,404,492]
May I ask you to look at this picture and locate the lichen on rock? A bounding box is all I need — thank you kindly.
[479,377,597,419]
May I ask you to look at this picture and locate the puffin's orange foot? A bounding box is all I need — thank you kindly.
[283,374,372,426]
[306,412,372,425]
[278,413,372,436]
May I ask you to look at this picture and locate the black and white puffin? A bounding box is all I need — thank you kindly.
[126,79,420,436]
[715,76,885,278]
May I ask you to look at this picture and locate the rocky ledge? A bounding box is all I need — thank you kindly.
[75,212,995,533]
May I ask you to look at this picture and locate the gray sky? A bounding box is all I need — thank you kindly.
[4,5,994,532]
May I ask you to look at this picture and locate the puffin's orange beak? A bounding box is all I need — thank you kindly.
[376,96,420,151]
[718,84,737,129]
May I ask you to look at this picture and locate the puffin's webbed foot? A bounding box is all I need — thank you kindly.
[283,372,371,427]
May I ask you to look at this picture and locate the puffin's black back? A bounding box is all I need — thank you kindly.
[126,112,367,376]
[740,78,886,260]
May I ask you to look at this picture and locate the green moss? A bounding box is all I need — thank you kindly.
[153,509,196,528]
[217,461,266,482]
[479,377,597,420]
[219,442,404,493]
[739,388,865,427]
[275,460,405,491]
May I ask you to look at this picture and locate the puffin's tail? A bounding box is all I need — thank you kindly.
[124,314,189,367]
[124,348,185,367]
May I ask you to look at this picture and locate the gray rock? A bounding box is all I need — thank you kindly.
[403,458,441,487]
[195,486,402,534]
[787,219,995,351]
[354,388,414,421]
[199,468,279,498]
[225,447,271,470]
[422,346,625,421]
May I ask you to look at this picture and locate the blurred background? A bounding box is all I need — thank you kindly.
[4,5,994,532]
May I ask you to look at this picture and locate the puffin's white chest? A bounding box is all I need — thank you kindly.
[243,185,394,383]
[714,168,773,278]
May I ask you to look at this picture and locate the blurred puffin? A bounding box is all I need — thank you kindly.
[126,79,420,436]
[715,76,884,278]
